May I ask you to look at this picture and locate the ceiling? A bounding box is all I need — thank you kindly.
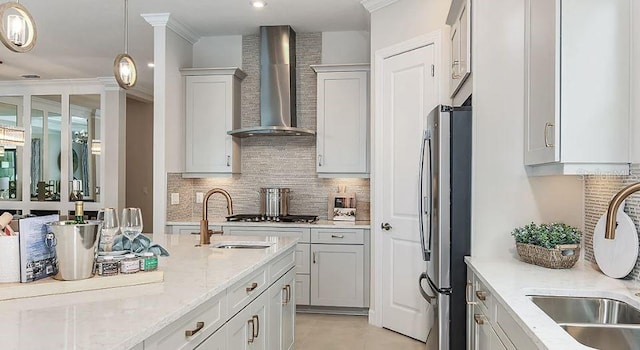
[0,0,370,94]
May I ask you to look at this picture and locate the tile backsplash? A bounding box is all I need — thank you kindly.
[167,33,370,221]
[584,165,640,279]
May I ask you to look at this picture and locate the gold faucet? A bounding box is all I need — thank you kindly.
[200,188,233,245]
[605,182,640,239]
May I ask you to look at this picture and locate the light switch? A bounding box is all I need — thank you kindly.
[196,192,204,204]
[170,193,180,205]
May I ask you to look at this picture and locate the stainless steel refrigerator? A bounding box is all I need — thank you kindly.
[418,105,472,350]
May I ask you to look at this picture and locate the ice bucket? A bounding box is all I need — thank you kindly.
[47,221,102,281]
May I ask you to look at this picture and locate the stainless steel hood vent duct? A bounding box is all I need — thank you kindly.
[228,26,315,137]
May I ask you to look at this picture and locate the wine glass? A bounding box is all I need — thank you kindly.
[97,208,119,252]
[121,208,143,245]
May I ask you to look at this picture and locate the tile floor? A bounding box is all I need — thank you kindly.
[295,313,425,350]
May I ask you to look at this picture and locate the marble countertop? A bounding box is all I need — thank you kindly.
[466,256,640,349]
[166,218,371,229]
[0,234,298,350]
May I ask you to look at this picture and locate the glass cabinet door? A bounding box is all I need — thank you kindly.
[69,94,101,202]
[0,97,22,200]
[31,95,62,202]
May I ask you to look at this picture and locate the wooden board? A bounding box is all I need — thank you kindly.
[0,270,164,301]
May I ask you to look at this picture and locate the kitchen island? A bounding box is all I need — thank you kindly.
[466,256,640,349]
[0,234,297,350]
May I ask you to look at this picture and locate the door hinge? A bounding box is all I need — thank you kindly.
[431,64,435,77]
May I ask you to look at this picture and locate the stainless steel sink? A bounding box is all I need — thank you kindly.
[212,242,273,249]
[529,295,640,325]
[561,324,640,350]
[529,295,640,349]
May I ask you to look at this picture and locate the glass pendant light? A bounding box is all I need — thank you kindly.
[0,0,36,53]
[114,0,137,89]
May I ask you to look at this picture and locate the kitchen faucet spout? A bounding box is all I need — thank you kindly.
[199,188,233,245]
[605,182,640,240]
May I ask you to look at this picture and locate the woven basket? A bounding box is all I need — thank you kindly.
[515,243,580,269]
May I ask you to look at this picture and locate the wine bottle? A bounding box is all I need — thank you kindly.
[75,201,85,224]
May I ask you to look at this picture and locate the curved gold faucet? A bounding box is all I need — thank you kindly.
[605,182,640,239]
[200,188,233,245]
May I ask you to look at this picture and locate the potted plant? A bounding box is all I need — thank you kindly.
[511,222,581,269]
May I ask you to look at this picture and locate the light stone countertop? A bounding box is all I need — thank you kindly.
[0,234,298,350]
[466,256,640,349]
[166,218,371,229]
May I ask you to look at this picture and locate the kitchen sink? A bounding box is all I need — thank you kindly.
[529,295,640,324]
[212,242,273,249]
[561,324,640,350]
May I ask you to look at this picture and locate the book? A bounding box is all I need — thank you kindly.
[18,215,59,283]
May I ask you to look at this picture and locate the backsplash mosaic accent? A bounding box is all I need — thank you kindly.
[167,33,371,221]
[584,165,640,279]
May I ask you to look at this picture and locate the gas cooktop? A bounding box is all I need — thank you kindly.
[225,214,319,223]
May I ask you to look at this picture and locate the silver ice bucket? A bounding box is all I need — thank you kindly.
[47,221,102,281]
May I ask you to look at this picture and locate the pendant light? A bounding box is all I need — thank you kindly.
[0,125,24,146]
[114,0,137,89]
[0,0,37,53]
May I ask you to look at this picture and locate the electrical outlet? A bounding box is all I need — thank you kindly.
[196,192,204,204]
[170,193,180,205]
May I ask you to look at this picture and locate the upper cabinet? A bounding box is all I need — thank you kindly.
[180,68,246,177]
[524,0,630,176]
[447,0,472,104]
[311,64,370,178]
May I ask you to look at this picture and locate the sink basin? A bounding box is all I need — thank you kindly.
[561,324,640,350]
[529,295,640,324]
[212,242,273,249]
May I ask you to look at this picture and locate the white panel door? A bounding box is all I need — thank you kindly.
[295,274,310,306]
[227,292,267,350]
[380,43,436,341]
[267,268,295,350]
[310,244,364,307]
[195,325,226,350]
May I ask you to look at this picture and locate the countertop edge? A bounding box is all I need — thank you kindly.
[165,219,371,229]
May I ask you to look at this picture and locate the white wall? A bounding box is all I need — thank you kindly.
[632,1,640,163]
[193,35,243,68]
[322,31,370,64]
[471,0,583,258]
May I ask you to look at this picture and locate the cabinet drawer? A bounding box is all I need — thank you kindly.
[144,292,227,350]
[295,274,310,306]
[496,303,537,350]
[269,248,295,285]
[296,243,311,274]
[224,227,311,243]
[311,228,364,244]
[474,277,493,317]
[228,266,267,316]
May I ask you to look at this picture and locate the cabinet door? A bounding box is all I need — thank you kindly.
[311,244,364,307]
[467,268,475,350]
[474,306,507,350]
[185,75,238,173]
[268,268,296,350]
[295,274,310,306]
[316,69,369,175]
[227,291,268,350]
[449,19,461,96]
[524,0,558,165]
[195,324,226,350]
[295,243,310,274]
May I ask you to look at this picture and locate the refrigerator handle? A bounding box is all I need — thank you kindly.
[419,272,435,303]
[418,129,432,261]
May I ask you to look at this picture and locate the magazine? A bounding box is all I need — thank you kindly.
[19,215,59,282]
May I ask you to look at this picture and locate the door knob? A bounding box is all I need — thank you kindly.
[381,222,392,231]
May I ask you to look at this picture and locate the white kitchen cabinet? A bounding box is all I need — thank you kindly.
[311,244,365,307]
[227,290,268,350]
[474,304,507,350]
[268,268,296,350]
[194,325,226,350]
[295,274,311,306]
[180,68,246,176]
[524,0,630,175]
[447,0,471,101]
[311,64,370,178]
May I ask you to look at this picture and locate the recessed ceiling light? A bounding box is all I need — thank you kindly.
[250,0,267,8]
[147,62,154,68]
[20,74,39,79]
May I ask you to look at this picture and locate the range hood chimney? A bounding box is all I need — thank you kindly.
[228,25,315,137]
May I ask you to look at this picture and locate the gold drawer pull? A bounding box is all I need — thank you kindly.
[544,122,554,148]
[246,282,258,292]
[185,321,204,337]
[475,291,487,301]
[247,319,254,343]
[474,314,485,325]
[465,281,477,305]
[331,234,344,238]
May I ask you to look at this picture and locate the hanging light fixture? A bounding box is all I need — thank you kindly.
[0,0,37,53]
[90,140,101,155]
[114,0,136,89]
[0,125,24,146]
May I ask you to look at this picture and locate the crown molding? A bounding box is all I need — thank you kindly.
[360,0,399,12]
[141,13,200,44]
[97,76,120,91]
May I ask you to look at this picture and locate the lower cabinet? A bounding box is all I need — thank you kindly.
[195,325,226,350]
[474,305,507,350]
[311,244,364,307]
[227,290,269,350]
[268,268,296,350]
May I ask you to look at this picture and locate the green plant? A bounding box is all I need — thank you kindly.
[511,222,581,249]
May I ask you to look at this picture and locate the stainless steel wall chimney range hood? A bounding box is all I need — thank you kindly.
[228,26,315,138]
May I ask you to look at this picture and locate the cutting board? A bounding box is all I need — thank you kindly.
[593,207,639,279]
[0,270,164,301]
